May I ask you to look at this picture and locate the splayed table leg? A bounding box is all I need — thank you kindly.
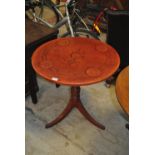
[46,87,105,130]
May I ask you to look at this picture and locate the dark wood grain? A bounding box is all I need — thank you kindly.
[25,18,56,45]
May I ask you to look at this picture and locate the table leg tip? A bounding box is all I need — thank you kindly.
[45,124,51,129]
[102,127,106,130]
[97,125,105,130]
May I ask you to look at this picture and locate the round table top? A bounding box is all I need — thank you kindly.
[32,37,120,86]
[116,66,129,115]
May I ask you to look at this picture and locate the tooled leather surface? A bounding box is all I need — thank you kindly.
[32,37,120,86]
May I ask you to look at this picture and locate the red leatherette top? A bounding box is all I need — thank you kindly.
[32,37,120,86]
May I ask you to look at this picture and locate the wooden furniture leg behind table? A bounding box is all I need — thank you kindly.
[46,87,105,130]
[25,18,58,103]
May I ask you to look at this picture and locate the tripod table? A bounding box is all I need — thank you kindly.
[32,37,120,130]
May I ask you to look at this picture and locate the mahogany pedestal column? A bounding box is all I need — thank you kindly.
[32,37,120,130]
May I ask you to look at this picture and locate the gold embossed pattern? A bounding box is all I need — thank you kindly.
[86,67,101,77]
[32,37,120,86]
